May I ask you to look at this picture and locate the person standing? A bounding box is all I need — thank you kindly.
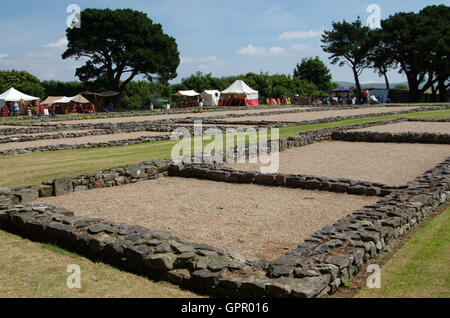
[310,93,316,106]
[363,90,370,104]
[27,104,32,117]
[14,102,20,116]
[198,96,204,113]
[1,104,8,118]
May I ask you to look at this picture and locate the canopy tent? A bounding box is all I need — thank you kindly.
[330,86,354,93]
[173,90,200,97]
[52,94,90,104]
[80,91,103,112]
[0,87,40,115]
[0,87,39,102]
[173,90,200,108]
[221,80,259,106]
[70,94,90,104]
[201,90,221,107]
[41,96,64,105]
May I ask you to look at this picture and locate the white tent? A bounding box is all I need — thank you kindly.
[0,87,39,102]
[173,90,200,97]
[0,87,40,115]
[201,90,221,107]
[221,80,259,106]
[53,95,90,104]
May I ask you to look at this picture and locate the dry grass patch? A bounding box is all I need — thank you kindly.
[0,230,200,298]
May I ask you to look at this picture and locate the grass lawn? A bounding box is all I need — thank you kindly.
[356,207,450,298]
[0,230,200,298]
[0,109,448,188]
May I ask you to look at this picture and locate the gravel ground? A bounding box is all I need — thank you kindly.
[226,141,450,186]
[30,107,309,126]
[37,177,378,260]
[0,131,169,151]
[215,106,421,122]
[352,122,450,134]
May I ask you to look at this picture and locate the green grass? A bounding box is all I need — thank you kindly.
[0,109,448,188]
[0,230,199,298]
[356,207,450,298]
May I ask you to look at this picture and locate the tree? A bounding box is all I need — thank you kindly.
[62,8,180,95]
[419,5,450,102]
[321,18,372,100]
[366,29,397,90]
[0,70,45,98]
[293,56,332,92]
[380,6,449,102]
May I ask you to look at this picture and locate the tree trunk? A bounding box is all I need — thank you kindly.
[406,74,423,103]
[383,72,390,90]
[437,75,449,102]
[352,67,362,102]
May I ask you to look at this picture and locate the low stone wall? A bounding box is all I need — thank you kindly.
[0,157,448,298]
[1,159,172,204]
[169,164,399,197]
[0,134,172,156]
[0,129,115,144]
[332,131,450,144]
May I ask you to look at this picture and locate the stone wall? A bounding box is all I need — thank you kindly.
[0,157,448,298]
[332,131,450,144]
[169,164,399,197]
[1,159,172,204]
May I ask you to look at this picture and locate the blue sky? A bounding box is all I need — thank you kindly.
[0,0,446,84]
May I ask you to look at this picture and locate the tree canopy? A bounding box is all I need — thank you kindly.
[379,5,449,101]
[293,56,332,92]
[0,70,45,98]
[321,17,372,99]
[62,8,180,93]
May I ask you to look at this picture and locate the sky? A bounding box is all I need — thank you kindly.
[0,0,447,84]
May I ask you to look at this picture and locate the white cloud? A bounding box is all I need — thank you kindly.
[181,56,218,64]
[237,44,285,57]
[44,37,68,48]
[290,43,311,51]
[0,53,8,59]
[279,30,323,41]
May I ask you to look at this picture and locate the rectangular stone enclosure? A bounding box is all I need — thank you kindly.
[226,141,450,186]
[37,177,378,260]
[352,121,450,134]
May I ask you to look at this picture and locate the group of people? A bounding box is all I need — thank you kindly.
[1,101,98,119]
[1,101,21,117]
[75,103,97,114]
[310,90,374,106]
